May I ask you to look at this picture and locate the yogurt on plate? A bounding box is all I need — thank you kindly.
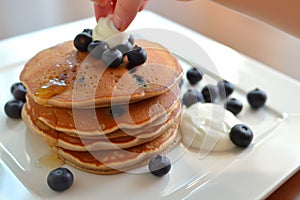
[180,103,242,152]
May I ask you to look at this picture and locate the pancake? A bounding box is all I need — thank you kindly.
[54,124,181,175]
[22,101,181,151]
[24,99,177,141]
[26,85,180,137]
[20,39,183,108]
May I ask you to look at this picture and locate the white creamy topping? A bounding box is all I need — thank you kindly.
[180,103,242,152]
[93,15,130,47]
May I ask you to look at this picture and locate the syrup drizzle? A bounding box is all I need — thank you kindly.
[36,153,63,169]
[36,78,67,99]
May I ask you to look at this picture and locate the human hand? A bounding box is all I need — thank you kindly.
[93,0,149,31]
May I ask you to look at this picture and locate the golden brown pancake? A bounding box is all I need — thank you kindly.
[20,40,183,108]
[22,101,181,151]
[20,36,183,175]
[54,124,181,175]
[25,85,180,137]
[24,99,177,140]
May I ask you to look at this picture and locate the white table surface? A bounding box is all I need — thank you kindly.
[0,11,299,200]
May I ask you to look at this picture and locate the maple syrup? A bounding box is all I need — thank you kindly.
[36,153,64,169]
[36,78,67,99]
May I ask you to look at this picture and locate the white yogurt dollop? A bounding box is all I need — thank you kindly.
[180,103,242,152]
[93,15,130,48]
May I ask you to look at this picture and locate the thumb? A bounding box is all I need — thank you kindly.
[113,0,145,31]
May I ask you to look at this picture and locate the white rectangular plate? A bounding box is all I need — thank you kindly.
[0,15,300,199]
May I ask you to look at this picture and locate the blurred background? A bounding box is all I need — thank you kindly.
[1,0,299,39]
[0,0,94,39]
[0,0,299,80]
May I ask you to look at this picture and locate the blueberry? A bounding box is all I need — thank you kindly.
[11,82,27,102]
[217,80,234,98]
[148,155,171,177]
[11,82,23,94]
[82,28,93,36]
[128,34,135,45]
[13,86,27,102]
[73,32,93,52]
[114,42,133,55]
[201,84,219,103]
[186,67,203,85]
[47,167,74,192]
[127,46,147,69]
[87,40,109,59]
[247,88,267,109]
[101,48,123,68]
[225,98,243,115]
[229,124,253,147]
[4,100,24,119]
[182,89,204,107]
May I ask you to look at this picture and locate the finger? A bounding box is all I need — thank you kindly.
[113,0,145,31]
[93,0,114,21]
[93,0,109,7]
[138,0,149,11]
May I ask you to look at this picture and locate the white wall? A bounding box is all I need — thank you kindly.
[0,0,94,39]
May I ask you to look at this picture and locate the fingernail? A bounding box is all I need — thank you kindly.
[113,14,122,30]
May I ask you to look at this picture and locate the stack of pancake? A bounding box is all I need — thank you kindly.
[20,39,183,174]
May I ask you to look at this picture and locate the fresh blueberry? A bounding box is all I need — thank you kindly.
[217,80,234,98]
[225,98,243,115]
[201,84,219,103]
[126,46,147,69]
[128,34,135,45]
[87,40,101,52]
[47,167,74,192]
[11,82,23,94]
[148,155,171,177]
[88,40,109,59]
[11,82,27,102]
[247,88,267,109]
[186,67,203,85]
[182,89,204,107]
[73,32,93,52]
[114,42,133,55]
[13,86,27,102]
[101,48,123,68]
[229,124,253,148]
[82,28,93,36]
[4,100,24,119]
